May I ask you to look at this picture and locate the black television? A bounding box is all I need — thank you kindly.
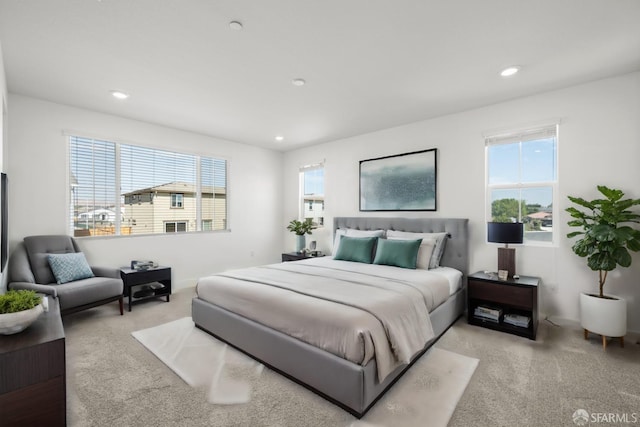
[1,173,7,272]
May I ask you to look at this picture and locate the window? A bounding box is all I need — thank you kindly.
[69,135,228,237]
[299,163,324,227]
[165,221,187,233]
[170,193,184,208]
[485,124,558,244]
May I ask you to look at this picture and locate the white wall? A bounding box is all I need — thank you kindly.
[283,72,640,332]
[8,94,284,289]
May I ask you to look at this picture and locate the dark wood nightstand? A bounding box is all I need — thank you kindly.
[120,267,172,312]
[467,271,539,340]
[281,252,325,262]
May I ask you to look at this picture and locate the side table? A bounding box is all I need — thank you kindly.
[467,271,539,340]
[120,266,172,312]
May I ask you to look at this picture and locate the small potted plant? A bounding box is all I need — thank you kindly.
[566,185,640,346]
[287,218,317,252]
[0,290,44,335]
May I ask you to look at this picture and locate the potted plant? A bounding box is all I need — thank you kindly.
[566,185,640,346]
[0,290,44,335]
[287,218,317,252]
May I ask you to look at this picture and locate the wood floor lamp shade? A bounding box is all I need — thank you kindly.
[488,222,523,277]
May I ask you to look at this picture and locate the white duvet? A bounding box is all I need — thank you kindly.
[196,257,457,381]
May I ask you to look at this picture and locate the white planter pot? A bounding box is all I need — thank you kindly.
[295,235,306,252]
[0,304,44,335]
[579,292,626,337]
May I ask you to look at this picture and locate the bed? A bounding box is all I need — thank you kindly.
[192,217,469,417]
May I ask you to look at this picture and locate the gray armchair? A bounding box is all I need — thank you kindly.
[8,235,124,316]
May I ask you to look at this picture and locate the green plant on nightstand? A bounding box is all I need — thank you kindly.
[287,218,317,252]
[566,185,640,348]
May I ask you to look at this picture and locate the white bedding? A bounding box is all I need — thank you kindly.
[196,257,457,381]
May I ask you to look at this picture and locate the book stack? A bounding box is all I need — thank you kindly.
[504,313,531,328]
[473,306,502,323]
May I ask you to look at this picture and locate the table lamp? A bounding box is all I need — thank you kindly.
[487,222,523,278]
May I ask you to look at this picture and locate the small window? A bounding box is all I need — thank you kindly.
[171,193,184,208]
[299,163,324,227]
[485,124,558,244]
[165,221,187,233]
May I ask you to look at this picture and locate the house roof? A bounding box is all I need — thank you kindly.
[527,211,552,219]
[121,182,226,196]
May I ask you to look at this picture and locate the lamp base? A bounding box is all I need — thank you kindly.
[497,247,516,278]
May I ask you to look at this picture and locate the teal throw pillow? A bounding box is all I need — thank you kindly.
[334,236,377,264]
[47,253,95,284]
[373,238,423,269]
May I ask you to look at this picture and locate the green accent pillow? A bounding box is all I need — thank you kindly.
[373,238,423,269]
[334,236,377,264]
[47,253,95,284]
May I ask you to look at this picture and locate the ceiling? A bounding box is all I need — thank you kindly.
[1,1,639,151]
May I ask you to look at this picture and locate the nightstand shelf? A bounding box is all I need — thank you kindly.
[467,271,539,340]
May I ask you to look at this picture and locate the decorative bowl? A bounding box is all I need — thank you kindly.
[0,304,44,335]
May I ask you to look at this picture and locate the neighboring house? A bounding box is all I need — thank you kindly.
[77,208,116,223]
[527,211,553,227]
[122,182,226,234]
[303,195,324,226]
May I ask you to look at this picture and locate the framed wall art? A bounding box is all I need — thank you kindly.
[359,148,437,211]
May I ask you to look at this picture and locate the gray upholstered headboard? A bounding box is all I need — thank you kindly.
[333,217,469,276]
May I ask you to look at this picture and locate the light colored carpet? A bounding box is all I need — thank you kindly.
[131,317,478,427]
[63,287,640,426]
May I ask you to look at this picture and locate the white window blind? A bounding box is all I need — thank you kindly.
[69,137,117,236]
[69,136,228,237]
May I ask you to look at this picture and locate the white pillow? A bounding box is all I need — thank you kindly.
[387,236,437,269]
[386,230,448,269]
[332,228,385,255]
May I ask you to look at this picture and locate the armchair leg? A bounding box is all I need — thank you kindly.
[119,296,124,315]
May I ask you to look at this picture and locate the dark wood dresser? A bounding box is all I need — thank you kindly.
[0,297,66,426]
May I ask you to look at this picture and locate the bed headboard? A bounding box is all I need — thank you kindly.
[333,217,469,276]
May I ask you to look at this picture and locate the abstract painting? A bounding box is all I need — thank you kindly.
[360,149,437,211]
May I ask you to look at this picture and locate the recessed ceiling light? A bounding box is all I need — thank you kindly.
[110,90,129,100]
[500,66,520,77]
[275,136,284,142]
[292,78,306,86]
[229,21,243,30]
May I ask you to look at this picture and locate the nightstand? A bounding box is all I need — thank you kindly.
[467,271,539,340]
[120,266,172,312]
[281,252,325,262]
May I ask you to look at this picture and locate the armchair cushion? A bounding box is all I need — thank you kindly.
[54,276,123,311]
[47,253,95,284]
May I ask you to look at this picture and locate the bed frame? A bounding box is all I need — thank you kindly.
[192,217,469,417]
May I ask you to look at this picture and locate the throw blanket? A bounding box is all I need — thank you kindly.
[196,258,451,381]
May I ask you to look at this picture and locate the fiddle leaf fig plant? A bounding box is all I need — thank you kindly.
[286,218,317,236]
[566,185,640,298]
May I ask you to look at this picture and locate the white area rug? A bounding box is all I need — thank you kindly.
[133,317,478,427]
